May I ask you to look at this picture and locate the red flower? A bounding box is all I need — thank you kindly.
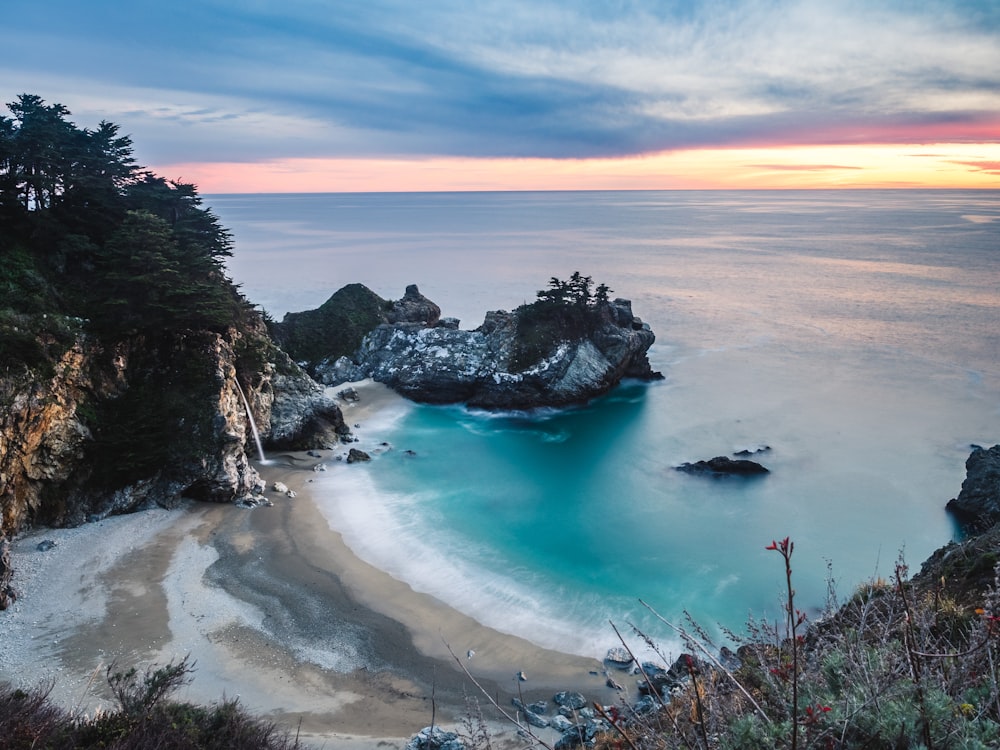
[765,536,792,554]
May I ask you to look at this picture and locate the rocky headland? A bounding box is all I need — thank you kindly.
[944,444,1000,533]
[276,280,662,410]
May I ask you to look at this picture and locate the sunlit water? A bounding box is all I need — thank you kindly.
[214,190,1000,658]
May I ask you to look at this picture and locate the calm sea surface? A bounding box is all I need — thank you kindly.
[212,190,1000,658]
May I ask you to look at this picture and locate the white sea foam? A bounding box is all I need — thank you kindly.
[312,465,638,660]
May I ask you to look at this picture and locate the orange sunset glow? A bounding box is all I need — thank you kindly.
[156,143,1000,194]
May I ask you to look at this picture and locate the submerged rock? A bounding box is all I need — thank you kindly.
[675,455,770,477]
[734,444,771,457]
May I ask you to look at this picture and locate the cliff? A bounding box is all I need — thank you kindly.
[0,316,345,606]
[945,444,1000,533]
[305,283,661,409]
[0,319,344,522]
[0,95,350,608]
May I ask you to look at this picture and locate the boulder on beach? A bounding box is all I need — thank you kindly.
[553,690,588,710]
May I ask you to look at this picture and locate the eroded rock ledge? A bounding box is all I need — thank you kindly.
[303,284,662,410]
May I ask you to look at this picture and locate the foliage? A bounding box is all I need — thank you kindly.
[0,93,251,336]
[84,333,223,490]
[0,656,303,749]
[510,272,614,371]
[576,544,1000,750]
[88,209,241,333]
[270,282,392,371]
[0,310,81,381]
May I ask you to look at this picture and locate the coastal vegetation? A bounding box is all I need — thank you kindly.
[446,531,1000,750]
[0,93,253,336]
[0,657,302,749]
[268,282,393,372]
[511,272,615,371]
[0,93,309,531]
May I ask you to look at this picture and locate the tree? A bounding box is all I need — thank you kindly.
[594,282,613,305]
[567,271,593,305]
[93,210,239,333]
[0,94,76,211]
[0,93,247,333]
[57,120,138,238]
[537,275,571,304]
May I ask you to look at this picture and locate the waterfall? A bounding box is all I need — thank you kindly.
[234,378,266,463]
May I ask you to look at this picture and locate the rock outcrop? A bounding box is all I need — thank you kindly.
[945,444,1000,532]
[270,283,439,376]
[314,286,661,409]
[675,456,770,477]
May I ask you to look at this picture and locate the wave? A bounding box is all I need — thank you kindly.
[310,465,679,661]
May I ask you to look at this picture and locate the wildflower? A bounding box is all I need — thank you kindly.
[802,704,832,727]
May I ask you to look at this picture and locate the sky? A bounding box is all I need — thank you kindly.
[3,0,999,192]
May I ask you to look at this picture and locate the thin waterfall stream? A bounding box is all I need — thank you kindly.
[234,378,266,463]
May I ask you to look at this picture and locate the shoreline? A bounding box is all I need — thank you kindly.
[0,381,614,747]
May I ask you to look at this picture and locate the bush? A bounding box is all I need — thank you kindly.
[0,656,303,749]
[574,544,1000,750]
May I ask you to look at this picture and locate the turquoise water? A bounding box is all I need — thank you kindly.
[214,190,1000,658]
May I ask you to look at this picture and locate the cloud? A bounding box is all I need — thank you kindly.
[949,160,1000,175]
[2,0,999,165]
[749,164,864,172]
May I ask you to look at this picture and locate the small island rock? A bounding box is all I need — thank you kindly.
[309,279,662,410]
[676,456,770,477]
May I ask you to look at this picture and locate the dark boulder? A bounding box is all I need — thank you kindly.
[946,445,1000,533]
[676,456,770,477]
[346,448,371,464]
[553,690,588,711]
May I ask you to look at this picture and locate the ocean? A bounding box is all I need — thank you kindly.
[212,190,1000,660]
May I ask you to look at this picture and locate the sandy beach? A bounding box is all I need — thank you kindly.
[0,381,615,748]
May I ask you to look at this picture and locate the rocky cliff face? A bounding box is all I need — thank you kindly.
[945,444,1000,532]
[317,291,661,409]
[0,318,346,607]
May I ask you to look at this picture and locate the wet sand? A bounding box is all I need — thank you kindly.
[0,381,614,747]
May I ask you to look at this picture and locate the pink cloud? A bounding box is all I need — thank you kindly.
[949,160,1000,175]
